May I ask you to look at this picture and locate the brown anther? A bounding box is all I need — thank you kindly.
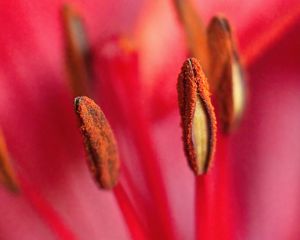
[177,58,217,175]
[0,130,19,193]
[207,16,246,133]
[62,5,92,96]
[173,0,210,72]
[74,96,120,189]
[207,16,232,93]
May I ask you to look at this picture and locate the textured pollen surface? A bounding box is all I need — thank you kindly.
[177,58,217,175]
[74,96,120,189]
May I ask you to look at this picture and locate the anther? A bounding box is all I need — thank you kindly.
[74,96,120,189]
[62,5,92,96]
[207,16,246,133]
[177,58,217,175]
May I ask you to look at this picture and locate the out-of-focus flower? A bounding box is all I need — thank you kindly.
[0,0,300,239]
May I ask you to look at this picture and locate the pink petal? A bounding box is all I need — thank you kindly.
[232,22,300,239]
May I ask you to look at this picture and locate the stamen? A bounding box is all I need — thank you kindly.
[173,0,210,72]
[94,38,176,238]
[113,184,149,240]
[207,16,246,133]
[177,58,216,175]
[207,16,232,93]
[195,174,216,240]
[0,129,19,193]
[74,96,120,189]
[62,5,92,96]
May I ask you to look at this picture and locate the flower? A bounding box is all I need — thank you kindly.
[0,0,300,239]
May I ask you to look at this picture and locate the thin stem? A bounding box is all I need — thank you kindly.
[195,134,237,240]
[126,109,176,239]
[19,175,77,240]
[95,44,176,239]
[195,172,216,240]
[214,135,236,239]
[113,183,148,240]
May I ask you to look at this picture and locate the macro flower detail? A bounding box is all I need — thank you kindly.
[74,96,120,189]
[174,0,246,133]
[177,58,216,175]
[1,0,299,239]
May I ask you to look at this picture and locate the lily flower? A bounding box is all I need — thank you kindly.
[0,0,299,239]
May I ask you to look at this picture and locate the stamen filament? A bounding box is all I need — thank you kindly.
[213,135,236,239]
[20,176,77,240]
[195,173,216,240]
[195,134,237,240]
[94,41,176,239]
[114,183,148,240]
[126,110,177,239]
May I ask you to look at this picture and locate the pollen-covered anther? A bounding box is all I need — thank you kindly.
[74,96,120,189]
[62,5,92,96]
[207,16,246,133]
[0,130,19,193]
[177,58,217,175]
